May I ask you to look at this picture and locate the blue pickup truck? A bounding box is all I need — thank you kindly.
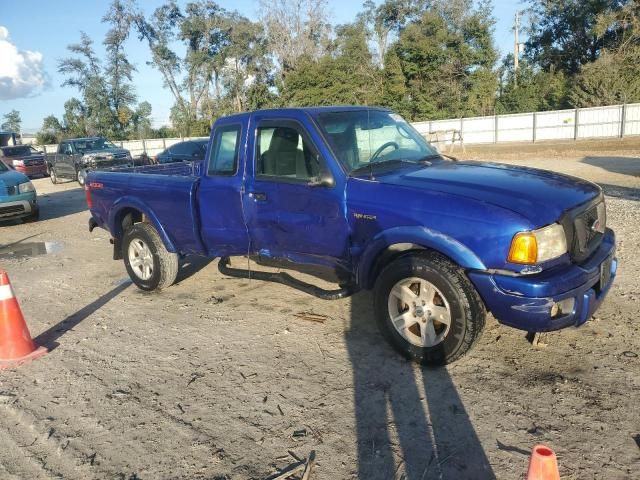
[86,107,617,364]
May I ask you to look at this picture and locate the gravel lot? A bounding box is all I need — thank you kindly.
[0,144,638,479]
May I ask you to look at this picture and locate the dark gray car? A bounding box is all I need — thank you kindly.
[49,137,132,186]
[154,139,208,164]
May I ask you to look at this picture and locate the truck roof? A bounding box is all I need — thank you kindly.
[63,137,106,142]
[220,105,391,122]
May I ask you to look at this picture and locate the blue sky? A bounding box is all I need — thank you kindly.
[0,0,522,133]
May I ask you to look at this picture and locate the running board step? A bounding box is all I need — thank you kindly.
[217,257,356,300]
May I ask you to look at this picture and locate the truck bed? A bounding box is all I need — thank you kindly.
[116,160,204,177]
[87,161,206,255]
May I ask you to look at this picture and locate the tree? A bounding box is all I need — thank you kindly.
[360,0,429,67]
[525,0,629,76]
[281,21,382,106]
[58,33,114,136]
[570,1,640,106]
[103,0,137,136]
[1,110,21,132]
[258,0,332,76]
[36,115,64,144]
[496,57,569,113]
[381,49,410,117]
[391,4,499,120]
[132,1,270,134]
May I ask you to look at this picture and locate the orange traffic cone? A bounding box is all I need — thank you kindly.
[0,270,47,369]
[527,444,560,480]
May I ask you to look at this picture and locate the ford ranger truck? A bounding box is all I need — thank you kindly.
[85,107,617,365]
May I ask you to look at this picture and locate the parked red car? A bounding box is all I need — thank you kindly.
[0,145,48,178]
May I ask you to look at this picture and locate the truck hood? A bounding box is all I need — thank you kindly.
[82,148,130,158]
[0,169,29,189]
[6,153,45,162]
[375,161,601,227]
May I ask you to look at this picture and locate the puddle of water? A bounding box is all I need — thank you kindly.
[0,241,64,259]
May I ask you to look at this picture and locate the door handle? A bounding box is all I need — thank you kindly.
[248,192,267,201]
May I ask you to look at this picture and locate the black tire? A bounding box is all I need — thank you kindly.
[50,167,58,184]
[374,251,486,365]
[122,223,179,291]
[23,209,40,223]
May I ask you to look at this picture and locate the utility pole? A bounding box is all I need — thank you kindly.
[514,11,520,87]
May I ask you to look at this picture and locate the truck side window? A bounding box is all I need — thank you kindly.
[208,125,240,175]
[256,125,320,181]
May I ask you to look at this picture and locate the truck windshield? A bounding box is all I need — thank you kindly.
[315,110,440,174]
[74,138,117,153]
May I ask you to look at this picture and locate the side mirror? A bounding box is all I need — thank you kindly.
[308,171,335,188]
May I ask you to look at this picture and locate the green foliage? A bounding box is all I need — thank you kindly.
[391,4,498,120]
[381,50,410,118]
[56,0,150,140]
[525,0,629,76]
[1,110,21,132]
[570,48,640,106]
[281,22,382,107]
[36,131,59,145]
[133,1,272,135]
[496,57,570,113]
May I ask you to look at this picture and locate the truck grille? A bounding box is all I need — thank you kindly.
[561,198,606,263]
[0,204,24,215]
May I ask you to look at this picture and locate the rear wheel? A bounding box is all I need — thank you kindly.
[374,251,486,365]
[122,223,178,291]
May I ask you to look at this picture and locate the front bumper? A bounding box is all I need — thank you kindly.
[469,228,617,332]
[0,194,38,220]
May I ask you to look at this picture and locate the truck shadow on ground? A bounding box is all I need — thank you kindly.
[597,183,640,202]
[581,156,640,178]
[38,187,88,221]
[346,291,495,479]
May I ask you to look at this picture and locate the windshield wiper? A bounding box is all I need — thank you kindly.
[350,159,430,178]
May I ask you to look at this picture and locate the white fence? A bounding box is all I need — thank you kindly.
[413,102,640,146]
[38,136,208,159]
[34,102,640,156]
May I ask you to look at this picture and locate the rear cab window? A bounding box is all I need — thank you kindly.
[208,125,241,175]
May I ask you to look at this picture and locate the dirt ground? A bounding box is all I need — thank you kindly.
[0,141,638,479]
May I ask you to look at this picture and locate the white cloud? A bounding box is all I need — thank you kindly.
[0,26,46,100]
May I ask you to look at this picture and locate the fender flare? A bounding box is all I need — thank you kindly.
[108,196,178,253]
[356,226,486,288]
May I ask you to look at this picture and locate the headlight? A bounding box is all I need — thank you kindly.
[508,223,567,264]
[18,181,35,194]
[12,160,24,167]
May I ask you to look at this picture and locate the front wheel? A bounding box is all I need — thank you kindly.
[77,169,87,186]
[374,251,486,365]
[122,223,179,291]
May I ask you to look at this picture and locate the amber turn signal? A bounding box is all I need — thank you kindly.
[508,232,538,264]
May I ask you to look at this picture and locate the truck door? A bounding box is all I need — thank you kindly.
[243,113,351,270]
[56,142,71,177]
[198,120,250,257]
